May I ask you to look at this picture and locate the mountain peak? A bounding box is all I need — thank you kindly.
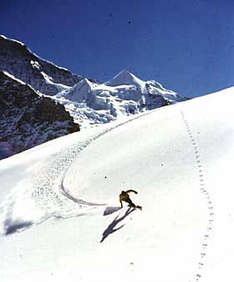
[105,70,144,87]
[117,69,134,77]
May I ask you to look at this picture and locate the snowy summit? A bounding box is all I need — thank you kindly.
[106,69,146,87]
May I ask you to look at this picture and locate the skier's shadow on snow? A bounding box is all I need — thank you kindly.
[103,206,122,216]
[4,219,33,235]
[100,207,135,243]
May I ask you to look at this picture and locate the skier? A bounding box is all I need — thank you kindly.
[119,190,142,210]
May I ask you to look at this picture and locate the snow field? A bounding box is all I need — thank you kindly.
[62,104,208,282]
[181,89,234,281]
[1,88,234,281]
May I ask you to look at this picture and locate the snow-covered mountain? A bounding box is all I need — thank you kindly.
[0,35,186,129]
[56,70,186,127]
[0,87,234,281]
[0,35,82,95]
[0,71,80,159]
[0,34,187,158]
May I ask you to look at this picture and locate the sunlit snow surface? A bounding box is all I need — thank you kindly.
[1,88,234,282]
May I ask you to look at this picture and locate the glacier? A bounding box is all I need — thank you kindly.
[55,70,186,128]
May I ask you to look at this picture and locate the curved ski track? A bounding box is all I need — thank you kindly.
[30,111,156,222]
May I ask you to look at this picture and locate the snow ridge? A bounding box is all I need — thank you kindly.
[0,35,82,95]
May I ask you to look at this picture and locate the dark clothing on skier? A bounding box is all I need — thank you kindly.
[119,190,138,208]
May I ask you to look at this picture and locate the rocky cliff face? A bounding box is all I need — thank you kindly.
[0,35,83,95]
[0,71,80,159]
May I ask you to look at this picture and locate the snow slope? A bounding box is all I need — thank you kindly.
[1,87,234,282]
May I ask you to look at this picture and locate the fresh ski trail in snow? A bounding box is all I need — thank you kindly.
[0,111,155,234]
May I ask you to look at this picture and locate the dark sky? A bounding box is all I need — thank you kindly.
[1,0,234,97]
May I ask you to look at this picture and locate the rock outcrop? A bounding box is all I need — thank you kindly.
[0,35,82,95]
[0,71,80,159]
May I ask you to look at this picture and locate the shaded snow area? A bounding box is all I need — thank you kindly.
[1,87,234,282]
[54,70,185,128]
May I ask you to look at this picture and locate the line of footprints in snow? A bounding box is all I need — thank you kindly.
[180,110,215,282]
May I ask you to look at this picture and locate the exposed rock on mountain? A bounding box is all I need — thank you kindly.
[0,35,82,96]
[0,71,80,159]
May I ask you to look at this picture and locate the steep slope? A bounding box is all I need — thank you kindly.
[56,70,186,127]
[0,88,234,281]
[0,35,82,95]
[0,71,80,159]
